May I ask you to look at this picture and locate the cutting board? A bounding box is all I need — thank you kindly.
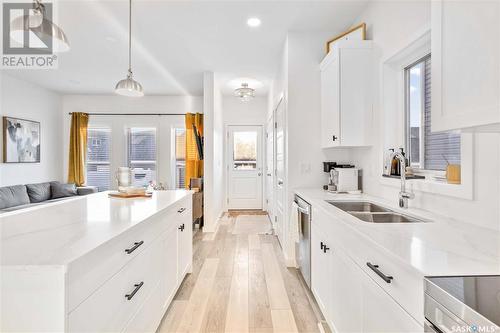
[108,191,152,199]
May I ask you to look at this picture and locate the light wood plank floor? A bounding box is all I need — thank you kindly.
[157,214,321,333]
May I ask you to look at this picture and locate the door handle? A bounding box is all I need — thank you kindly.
[258,172,262,176]
[125,282,144,300]
[177,207,186,213]
[367,262,393,283]
[125,241,144,254]
[278,180,284,186]
[178,223,185,232]
[267,173,272,176]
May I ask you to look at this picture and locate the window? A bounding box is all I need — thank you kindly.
[127,128,157,187]
[405,55,460,171]
[86,127,111,191]
[233,131,257,170]
[175,128,186,189]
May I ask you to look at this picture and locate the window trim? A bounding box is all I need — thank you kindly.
[380,26,473,200]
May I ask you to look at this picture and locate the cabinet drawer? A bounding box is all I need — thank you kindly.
[313,207,424,324]
[67,195,191,312]
[343,232,424,324]
[68,232,164,333]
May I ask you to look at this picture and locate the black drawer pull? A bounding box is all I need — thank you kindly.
[178,223,185,231]
[320,241,325,250]
[367,262,393,283]
[125,241,144,254]
[178,207,186,213]
[125,282,144,300]
[323,245,330,253]
[332,135,338,141]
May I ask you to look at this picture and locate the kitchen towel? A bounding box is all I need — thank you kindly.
[290,201,300,243]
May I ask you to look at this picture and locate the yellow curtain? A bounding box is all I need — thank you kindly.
[185,113,203,189]
[67,112,89,186]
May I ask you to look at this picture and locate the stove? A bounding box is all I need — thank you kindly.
[425,276,500,333]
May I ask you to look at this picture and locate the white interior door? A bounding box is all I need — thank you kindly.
[274,99,286,246]
[227,125,263,210]
[265,117,274,219]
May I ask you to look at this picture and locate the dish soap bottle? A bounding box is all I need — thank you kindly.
[384,149,394,176]
[391,150,400,176]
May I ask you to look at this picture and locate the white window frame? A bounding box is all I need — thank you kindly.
[380,26,473,200]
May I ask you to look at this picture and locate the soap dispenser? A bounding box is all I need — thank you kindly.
[391,150,400,176]
[384,149,394,176]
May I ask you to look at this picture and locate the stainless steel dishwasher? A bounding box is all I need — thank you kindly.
[294,195,312,288]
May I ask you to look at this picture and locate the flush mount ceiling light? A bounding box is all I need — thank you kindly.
[115,0,144,97]
[234,83,255,102]
[10,0,70,52]
[247,17,261,27]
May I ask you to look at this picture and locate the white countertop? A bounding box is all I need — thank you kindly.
[0,190,192,267]
[295,188,500,276]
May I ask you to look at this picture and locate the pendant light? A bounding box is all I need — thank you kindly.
[10,0,70,52]
[115,0,144,97]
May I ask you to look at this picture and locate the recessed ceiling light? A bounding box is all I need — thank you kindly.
[247,17,261,27]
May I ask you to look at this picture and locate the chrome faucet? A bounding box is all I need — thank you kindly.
[388,151,415,208]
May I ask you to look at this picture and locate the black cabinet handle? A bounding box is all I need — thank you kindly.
[178,223,185,231]
[332,135,338,142]
[367,262,393,283]
[178,207,186,213]
[125,282,144,300]
[323,245,330,253]
[125,241,144,254]
[320,241,325,250]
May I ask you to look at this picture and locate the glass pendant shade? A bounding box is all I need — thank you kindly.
[234,83,255,102]
[115,71,144,97]
[9,7,70,52]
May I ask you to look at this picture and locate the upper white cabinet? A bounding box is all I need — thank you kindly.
[432,0,500,132]
[320,41,373,147]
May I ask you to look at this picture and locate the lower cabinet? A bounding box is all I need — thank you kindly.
[311,212,422,333]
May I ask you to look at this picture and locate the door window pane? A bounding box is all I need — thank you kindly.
[86,128,111,191]
[233,131,257,170]
[127,128,157,187]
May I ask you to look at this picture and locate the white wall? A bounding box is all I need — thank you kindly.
[0,74,63,186]
[270,33,352,265]
[203,72,224,232]
[61,95,202,188]
[350,0,500,230]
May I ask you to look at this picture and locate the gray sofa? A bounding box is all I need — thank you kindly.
[0,181,98,213]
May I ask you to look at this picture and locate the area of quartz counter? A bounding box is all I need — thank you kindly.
[295,188,500,276]
[1,190,191,266]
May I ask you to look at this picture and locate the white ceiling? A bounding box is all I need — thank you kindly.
[4,0,368,96]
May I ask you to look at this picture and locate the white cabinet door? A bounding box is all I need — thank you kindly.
[361,269,422,333]
[162,226,178,309]
[177,210,192,282]
[330,248,363,333]
[311,223,332,319]
[432,0,500,131]
[321,53,341,148]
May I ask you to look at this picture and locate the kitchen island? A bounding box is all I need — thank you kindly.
[1,190,193,333]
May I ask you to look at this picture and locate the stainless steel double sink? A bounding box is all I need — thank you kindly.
[326,201,429,223]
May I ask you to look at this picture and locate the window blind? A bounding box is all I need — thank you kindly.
[86,128,111,191]
[127,128,157,187]
[423,57,461,170]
